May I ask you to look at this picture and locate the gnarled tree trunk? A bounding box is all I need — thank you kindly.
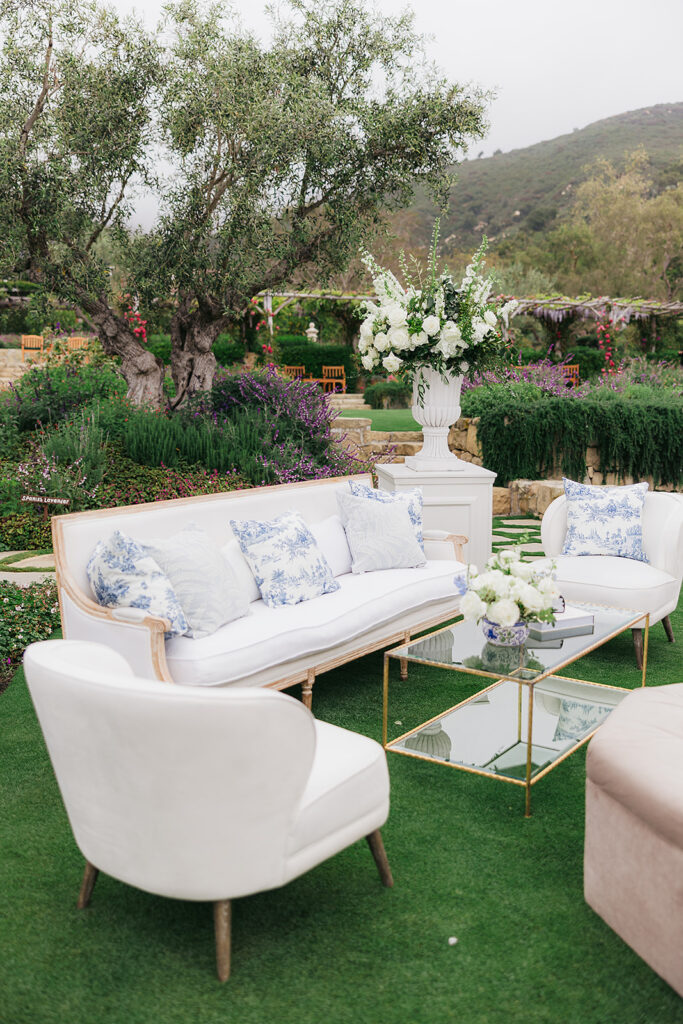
[84,299,165,409]
[169,305,230,407]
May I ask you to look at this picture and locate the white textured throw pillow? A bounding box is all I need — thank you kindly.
[221,539,261,604]
[143,524,249,638]
[337,490,426,573]
[562,477,649,562]
[87,530,189,637]
[348,480,424,548]
[309,514,353,577]
[230,511,340,607]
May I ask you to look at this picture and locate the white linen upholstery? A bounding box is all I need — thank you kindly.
[23,640,392,979]
[165,560,460,686]
[540,491,683,627]
[309,514,353,577]
[585,684,683,997]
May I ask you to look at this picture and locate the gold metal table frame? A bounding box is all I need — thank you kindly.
[382,609,649,817]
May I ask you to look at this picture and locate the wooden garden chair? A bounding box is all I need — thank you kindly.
[67,336,91,363]
[321,365,346,393]
[282,365,307,379]
[21,335,44,361]
[562,364,580,388]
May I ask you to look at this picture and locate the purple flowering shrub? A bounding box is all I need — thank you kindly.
[187,368,365,485]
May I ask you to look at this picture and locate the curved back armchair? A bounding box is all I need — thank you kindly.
[24,640,392,980]
[541,491,683,665]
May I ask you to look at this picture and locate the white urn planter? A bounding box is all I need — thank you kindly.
[405,366,465,473]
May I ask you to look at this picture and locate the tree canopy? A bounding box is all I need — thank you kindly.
[0,0,489,406]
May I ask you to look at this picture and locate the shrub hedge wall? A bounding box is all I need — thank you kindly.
[364,380,412,409]
[278,339,358,390]
[475,394,683,487]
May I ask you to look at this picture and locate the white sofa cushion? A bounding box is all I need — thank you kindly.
[230,511,339,607]
[142,524,249,639]
[288,719,389,855]
[87,530,189,637]
[309,515,353,577]
[337,490,426,573]
[536,554,678,616]
[165,559,460,686]
[221,539,261,604]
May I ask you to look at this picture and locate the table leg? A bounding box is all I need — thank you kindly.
[525,685,535,818]
[382,654,389,748]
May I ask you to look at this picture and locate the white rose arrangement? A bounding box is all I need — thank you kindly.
[455,547,559,628]
[358,224,517,386]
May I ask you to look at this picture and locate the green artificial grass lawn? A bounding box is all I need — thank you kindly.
[2,605,683,1024]
[335,408,420,431]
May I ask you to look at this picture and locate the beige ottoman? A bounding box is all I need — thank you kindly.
[584,683,683,996]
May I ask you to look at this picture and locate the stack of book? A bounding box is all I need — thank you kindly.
[527,605,595,645]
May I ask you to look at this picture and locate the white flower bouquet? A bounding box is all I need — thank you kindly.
[358,226,517,383]
[455,547,559,629]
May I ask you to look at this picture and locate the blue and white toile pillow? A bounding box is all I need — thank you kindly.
[348,481,424,549]
[553,697,613,743]
[87,530,189,636]
[562,478,649,562]
[337,490,426,573]
[230,511,339,607]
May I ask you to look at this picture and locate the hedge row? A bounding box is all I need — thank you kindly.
[278,339,358,390]
[476,394,683,487]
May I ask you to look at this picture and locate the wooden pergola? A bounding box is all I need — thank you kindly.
[497,295,683,325]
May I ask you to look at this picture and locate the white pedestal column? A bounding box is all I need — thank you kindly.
[376,462,496,570]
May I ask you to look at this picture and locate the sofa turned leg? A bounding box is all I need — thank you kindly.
[77,860,99,909]
[662,616,675,643]
[366,829,394,888]
[400,631,410,680]
[302,669,314,711]
[214,899,231,982]
[632,628,644,670]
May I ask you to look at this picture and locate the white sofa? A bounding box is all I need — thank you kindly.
[53,474,466,707]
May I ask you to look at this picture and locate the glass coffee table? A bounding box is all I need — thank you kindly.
[382,605,649,816]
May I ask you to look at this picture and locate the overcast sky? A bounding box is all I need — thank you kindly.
[112,0,683,156]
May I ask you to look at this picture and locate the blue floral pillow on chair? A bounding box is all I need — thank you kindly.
[230,511,339,607]
[348,481,424,549]
[87,530,189,636]
[562,478,649,562]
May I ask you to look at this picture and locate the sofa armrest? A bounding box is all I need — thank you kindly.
[57,581,174,682]
[423,530,468,562]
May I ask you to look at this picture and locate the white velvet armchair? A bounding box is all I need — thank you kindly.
[23,640,393,982]
[540,492,683,667]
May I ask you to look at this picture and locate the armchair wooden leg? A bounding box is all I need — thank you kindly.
[77,860,99,909]
[632,628,644,670]
[213,899,232,982]
[366,829,394,888]
[662,616,675,643]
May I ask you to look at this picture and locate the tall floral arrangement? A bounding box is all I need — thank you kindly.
[358,226,517,381]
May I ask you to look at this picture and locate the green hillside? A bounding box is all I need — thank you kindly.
[409,103,683,248]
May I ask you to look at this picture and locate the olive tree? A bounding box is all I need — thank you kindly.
[0,0,166,404]
[1,0,489,407]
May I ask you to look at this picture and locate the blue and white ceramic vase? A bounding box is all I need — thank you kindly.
[481,617,529,647]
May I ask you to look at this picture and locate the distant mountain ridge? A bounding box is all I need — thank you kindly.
[408,102,683,248]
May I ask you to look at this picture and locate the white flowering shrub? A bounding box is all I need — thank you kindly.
[455,547,558,627]
[359,227,517,383]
